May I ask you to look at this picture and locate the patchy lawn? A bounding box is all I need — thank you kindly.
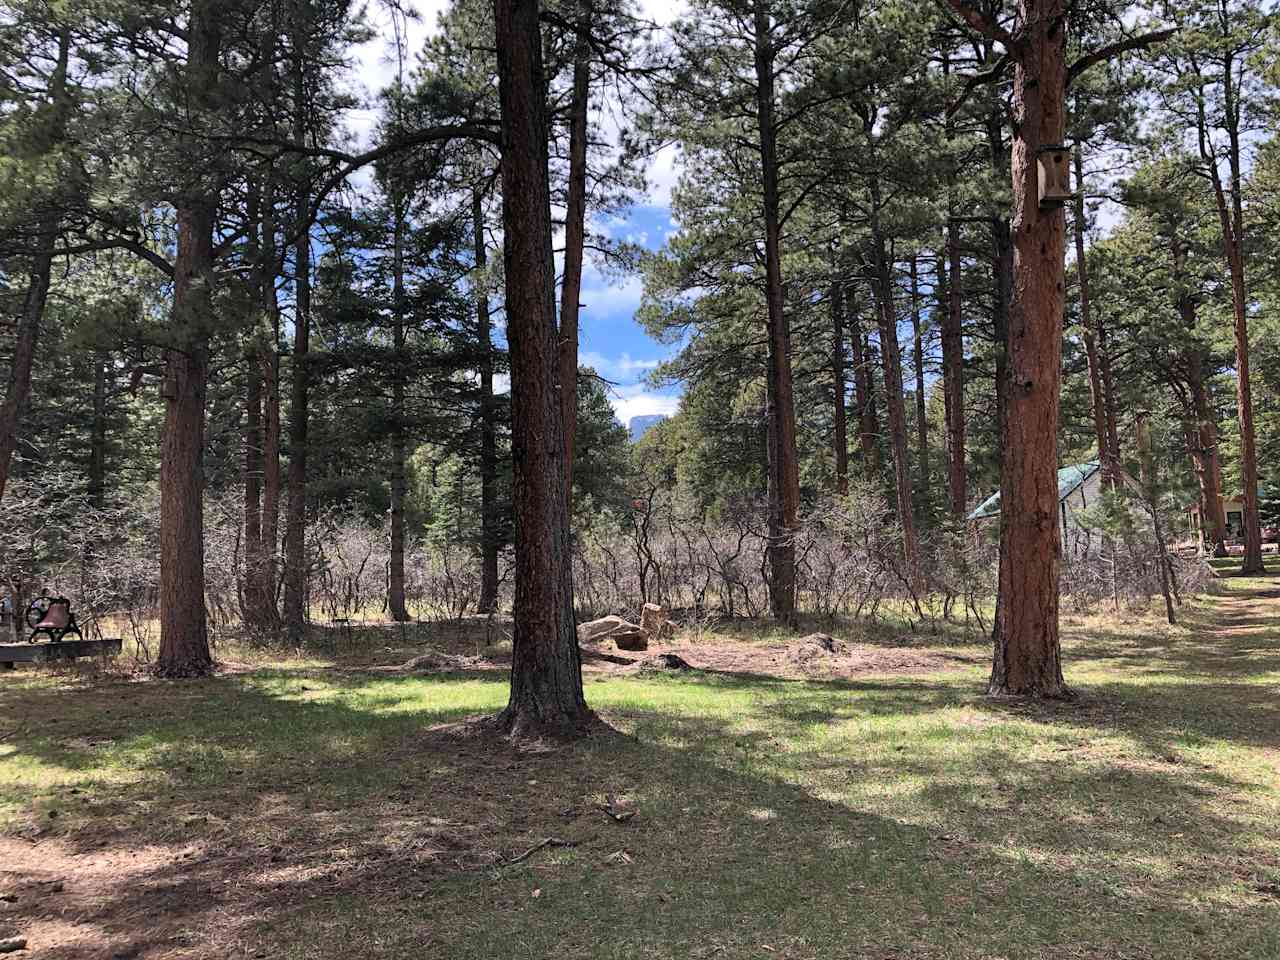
[2,576,1279,959]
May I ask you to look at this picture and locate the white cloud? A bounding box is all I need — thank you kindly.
[645,142,682,210]
[639,0,687,26]
[579,351,661,380]
[608,384,681,424]
[580,273,644,321]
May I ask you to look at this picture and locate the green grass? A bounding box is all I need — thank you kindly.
[2,583,1279,959]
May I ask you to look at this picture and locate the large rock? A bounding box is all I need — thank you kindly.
[578,615,648,650]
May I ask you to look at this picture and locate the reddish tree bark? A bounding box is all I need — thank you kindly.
[157,3,222,677]
[494,0,590,734]
[989,2,1069,698]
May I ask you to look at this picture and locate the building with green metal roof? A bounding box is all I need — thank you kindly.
[967,461,1108,559]
[967,461,1103,522]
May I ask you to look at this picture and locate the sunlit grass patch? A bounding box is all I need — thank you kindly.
[2,585,1279,959]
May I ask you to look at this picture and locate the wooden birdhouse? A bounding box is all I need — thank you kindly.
[1037,144,1072,208]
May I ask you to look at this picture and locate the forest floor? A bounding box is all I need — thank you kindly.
[2,568,1280,959]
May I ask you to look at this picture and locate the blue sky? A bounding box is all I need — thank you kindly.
[351,0,688,427]
[578,203,683,424]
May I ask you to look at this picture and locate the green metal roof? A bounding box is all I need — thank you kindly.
[967,461,1101,521]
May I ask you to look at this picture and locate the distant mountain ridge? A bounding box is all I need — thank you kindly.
[628,414,668,442]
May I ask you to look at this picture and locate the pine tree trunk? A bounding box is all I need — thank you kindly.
[260,256,283,627]
[753,1,801,624]
[851,300,880,480]
[942,226,966,520]
[989,0,1069,699]
[558,0,591,492]
[910,256,929,495]
[494,0,590,735]
[0,29,70,505]
[1170,232,1227,557]
[831,273,849,496]
[1097,314,1121,471]
[283,5,312,645]
[474,189,500,613]
[388,196,409,622]
[243,345,263,624]
[0,241,54,505]
[1137,413,1177,624]
[1187,374,1227,556]
[869,227,922,596]
[157,4,222,678]
[1214,190,1263,573]
[941,48,966,522]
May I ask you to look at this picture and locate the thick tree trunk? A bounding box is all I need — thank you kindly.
[494,0,590,734]
[989,0,1069,699]
[909,256,929,496]
[869,228,922,596]
[754,1,801,624]
[557,0,592,492]
[0,29,70,504]
[158,222,215,674]
[157,4,222,678]
[831,273,849,496]
[942,225,966,520]
[388,196,410,622]
[474,189,500,613]
[1072,145,1117,488]
[283,7,312,645]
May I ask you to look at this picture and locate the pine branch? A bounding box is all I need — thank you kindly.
[1067,28,1177,86]
[934,0,1014,48]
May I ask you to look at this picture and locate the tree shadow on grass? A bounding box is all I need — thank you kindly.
[1,664,1279,958]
